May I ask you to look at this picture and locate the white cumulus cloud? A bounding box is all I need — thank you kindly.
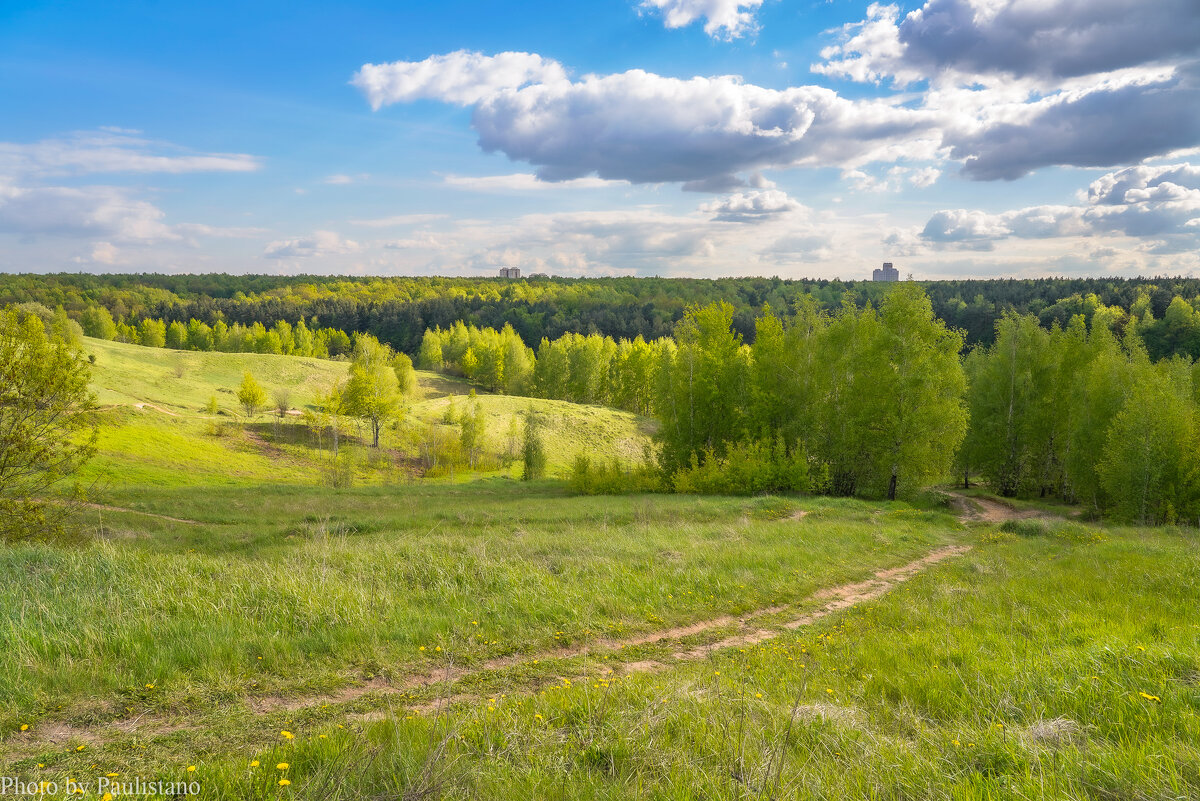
[639,0,764,39]
[351,51,567,109]
[701,189,803,222]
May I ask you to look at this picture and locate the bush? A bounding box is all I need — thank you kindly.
[569,456,662,495]
[672,439,817,496]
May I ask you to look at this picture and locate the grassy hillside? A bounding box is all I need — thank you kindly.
[79,337,655,488]
[0,337,1191,798]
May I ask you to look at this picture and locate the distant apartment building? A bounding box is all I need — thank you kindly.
[872,262,899,282]
[498,267,522,279]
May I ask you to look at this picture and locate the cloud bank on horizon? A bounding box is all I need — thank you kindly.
[1,0,1199,278]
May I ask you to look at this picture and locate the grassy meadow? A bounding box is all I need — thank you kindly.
[1,338,1196,799]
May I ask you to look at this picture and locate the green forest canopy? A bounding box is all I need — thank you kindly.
[4,273,1200,360]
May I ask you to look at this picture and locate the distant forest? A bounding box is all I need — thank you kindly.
[3,272,1200,360]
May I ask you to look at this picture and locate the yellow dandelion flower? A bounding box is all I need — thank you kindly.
[755,693,763,698]
[535,714,543,720]
[825,689,833,695]
[281,730,294,739]
[76,745,86,751]
[1138,692,1162,702]
[145,684,154,689]
[250,760,260,768]
[276,762,289,771]
[187,765,196,773]
[419,646,426,651]
[106,773,118,778]
[318,734,327,739]
[103,794,114,801]
[279,779,291,786]
[435,646,442,652]
[20,724,29,731]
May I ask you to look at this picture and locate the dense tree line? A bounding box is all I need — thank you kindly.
[69,302,355,359]
[960,311,1200,524]
[6,273,1200,359]
[425,286,1200,520]
[420,322,667,415]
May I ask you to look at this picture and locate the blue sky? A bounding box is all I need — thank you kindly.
[2,0,1198,279]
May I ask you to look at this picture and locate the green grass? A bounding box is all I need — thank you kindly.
[0,340,1193,798]
[80,337,655,486]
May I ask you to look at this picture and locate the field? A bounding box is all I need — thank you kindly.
[1,340,1196,799]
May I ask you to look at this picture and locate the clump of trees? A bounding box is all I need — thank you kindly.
[420,323,667,415]
[960,310,1200,524]
[79,308,356,360]
[0,307,97,540]
[657,287,967,499]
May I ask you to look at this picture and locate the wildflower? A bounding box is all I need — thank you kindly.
[535,714,543,720]
[145,684,155,689]
[825,689,833,695]
[277,762,289,770]
[713,671,720,676]
[279,779,291,786]
[281,730,294,739]
[318,734,327,739]
[103,795,114,801]
[1138,692,1162,703]
[187,765,196,773]
[76,745,86,751]
[20,724,28,731]
[250,761,260,768]
[471,620,478,625]
[106,773,118,778]
[419,646,426,651]
[755,693,763,698]
[435,646,442,652]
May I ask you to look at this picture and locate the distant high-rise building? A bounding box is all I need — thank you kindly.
[498,267,522,279]
[872,262,899,282]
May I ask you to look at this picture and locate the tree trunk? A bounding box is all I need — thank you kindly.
[888,469,898,501]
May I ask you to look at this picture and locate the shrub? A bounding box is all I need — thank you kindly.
[671,439,816,496]
[569,456,662,494]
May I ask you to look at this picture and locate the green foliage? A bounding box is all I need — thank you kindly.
[657,288,965,501]
[80,305,117,339]
[459,391,485,467]
[521,407,547,481]
[962,309,1200,522]
[569,455,662,494]
[237,372,267,418]
[343,335,404,448]
[671,439,816,496]
[0,308,97,540]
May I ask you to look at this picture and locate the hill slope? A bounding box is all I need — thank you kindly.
[80,337,655,488]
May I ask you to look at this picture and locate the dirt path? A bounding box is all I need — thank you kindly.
[81,502,202,526]
[249,545,970,714]
[8,544,971,753]
[133,402,180,417]
[946,491,1047,523]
